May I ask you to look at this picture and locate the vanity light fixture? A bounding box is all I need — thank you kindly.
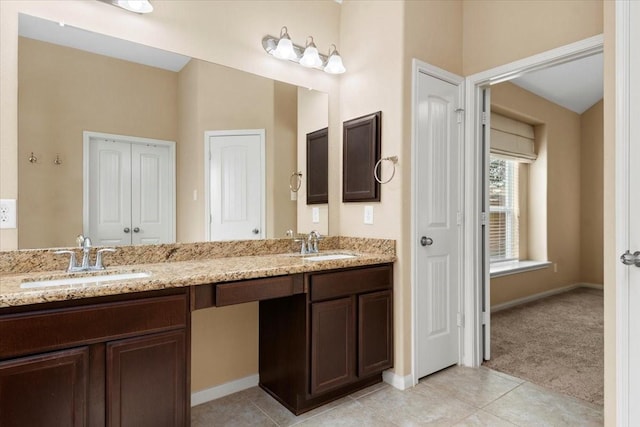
[262,27,346,74]
[97,0,154,14]
[324,44,346,74]
[299,37,323,68]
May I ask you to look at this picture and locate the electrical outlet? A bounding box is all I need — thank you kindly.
[553,263,558,273]
[364,205,374,225]
[312,207,320,223]
[0,199,17,229]
[290,190,297,201]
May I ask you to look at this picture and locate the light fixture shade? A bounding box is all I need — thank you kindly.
[300,45,322,68]
[324,49,346,74]
[272,27,297,60]
[116,0,153,13]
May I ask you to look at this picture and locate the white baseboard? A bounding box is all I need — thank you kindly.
[382,370,413,390]
[191,374,259,407]
[491,282,603,312]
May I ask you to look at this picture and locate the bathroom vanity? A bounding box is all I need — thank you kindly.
[0,239,395,426]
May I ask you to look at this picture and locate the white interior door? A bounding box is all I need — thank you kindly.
[616,1,640,426]
[88,139,132,246]
[85,132,175,246]
[415,66,464,379]
[131,143,172,245]
[207,130,265,241]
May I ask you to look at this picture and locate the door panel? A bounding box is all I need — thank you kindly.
[310,297,356,395]
[0,347,89,427]
[131,144,171,245]
[107,330,186,427]
[89,139,131,246]
[208,131,264,241]
[415,70,462,379]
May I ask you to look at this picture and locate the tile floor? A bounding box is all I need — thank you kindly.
[191,366,603,426]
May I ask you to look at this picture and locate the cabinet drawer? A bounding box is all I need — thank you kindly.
[0,294,187,360]
[309,264,392,301]
[215,274,303,307]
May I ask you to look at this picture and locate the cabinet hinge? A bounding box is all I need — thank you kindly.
[457,312,464,327]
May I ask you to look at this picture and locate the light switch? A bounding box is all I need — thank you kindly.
[364,205,374,225]
[312,207,320,223]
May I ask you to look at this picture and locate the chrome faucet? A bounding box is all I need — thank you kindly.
[307,230,323,254]
[55,235,116,272]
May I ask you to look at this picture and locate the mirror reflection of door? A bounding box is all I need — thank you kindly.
[205,130,265,241]
[84,131,176,246]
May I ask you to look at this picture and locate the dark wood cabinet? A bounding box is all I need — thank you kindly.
[0,347,89,427]
[0,289,190,427]
[310,297,356,395]
[107,330,186,427]
[259,263,393,415]
[306,127,329,204]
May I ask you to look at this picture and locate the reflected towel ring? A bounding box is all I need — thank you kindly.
[374,156,398,184]
[289,171,302,192]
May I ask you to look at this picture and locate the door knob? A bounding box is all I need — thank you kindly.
[420,236,433,246]
[620,250,640,267]
[252,228,260,235]
[124,227,130,233]
[133,227,140,233]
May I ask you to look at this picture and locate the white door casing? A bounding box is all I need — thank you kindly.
[83,131,176,246]
[616,2,639,425]
[462,35,603,368]
[412,60,464,381]
[205,130,265,241]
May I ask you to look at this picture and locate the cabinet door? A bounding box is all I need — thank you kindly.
[310,297,356,395]
[0,347,89,427]
[106,330,186,427]
[359,290,393,377]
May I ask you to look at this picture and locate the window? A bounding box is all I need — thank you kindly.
[489,156,519,262]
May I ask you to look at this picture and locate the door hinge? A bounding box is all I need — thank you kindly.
[455,108,465,124]
[482,311,490,325]
[457,212,463,226]
[480,212,487,226]
[481,112,487,125]
[457,312,465,327]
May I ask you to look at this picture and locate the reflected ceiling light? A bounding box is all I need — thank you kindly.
[262,27,346,74]
[299,36,323,68]
[324,45,346,74]
[97,0,154,14]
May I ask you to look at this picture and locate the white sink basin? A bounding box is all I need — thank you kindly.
[303,253,357,262]
[21,272,151,289]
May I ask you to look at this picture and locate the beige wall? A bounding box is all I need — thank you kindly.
[580,99,604,285]
[462,0,603,75]
[489,82,582,306]
[18,37,178,248]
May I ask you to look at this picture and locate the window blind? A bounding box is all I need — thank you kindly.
[489,156,519,262]
[490,113,537,162]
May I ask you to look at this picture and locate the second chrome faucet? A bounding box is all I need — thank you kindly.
[287,230,323,255]
[55,235,116,272]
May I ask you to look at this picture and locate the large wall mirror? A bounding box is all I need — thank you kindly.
[15,14,329,250]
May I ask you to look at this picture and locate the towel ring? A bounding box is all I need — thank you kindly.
[374,156,398,184]
[289,171,302,192]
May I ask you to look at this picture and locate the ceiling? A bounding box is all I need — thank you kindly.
[509,52,603,114]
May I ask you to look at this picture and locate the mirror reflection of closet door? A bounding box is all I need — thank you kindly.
[86,134,174,246]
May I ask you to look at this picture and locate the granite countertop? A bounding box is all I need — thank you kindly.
[0,250,395,308]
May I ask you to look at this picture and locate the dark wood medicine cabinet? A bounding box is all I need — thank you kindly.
[306,127,329,205]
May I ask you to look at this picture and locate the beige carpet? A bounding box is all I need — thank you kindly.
[483,287,603,405]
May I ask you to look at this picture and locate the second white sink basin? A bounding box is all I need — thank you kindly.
[21,272,151,289]
[303,253,357,262]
